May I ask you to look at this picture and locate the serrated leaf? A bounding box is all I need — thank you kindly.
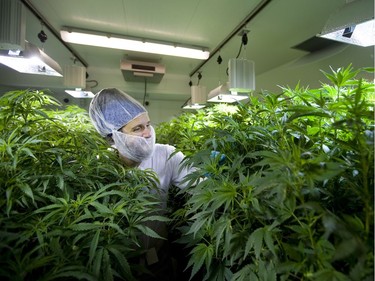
[187,211,212,237]
[187,243,214,280]
[211,182,237,212]
[69,223,101,231]
[263,229,276,257]
[244,227,264,259]
[140,215,170,223]
[92,247,103,277]
[19,147,37,159]
[63,169,76,179]
[57,174,64,190]
[19,183,34,201]
[90,201,113,215]
[252,228,264,259]
[103,248,113,281]
[103,223,125,235]
[232,264,255,281]
[89,229,100,265]
[107,246,135,280]
[212,216,229,255]
[134,224,165,239]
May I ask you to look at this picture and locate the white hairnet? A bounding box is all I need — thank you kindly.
[89,88,147,137]
[112,126,156,162]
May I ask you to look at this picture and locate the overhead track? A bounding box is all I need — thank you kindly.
[189,0,273,77]
[21,0,88,68]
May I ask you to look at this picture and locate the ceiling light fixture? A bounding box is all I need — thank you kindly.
[191,85,207,104]
[0,41,62,76]
[60,27,210,60]
[64,64,86,88]
[228,58,255,93]
[65,89,94,98]
[208,82,248,103]
[182,85,207,110]
[182,103,206,110]
[228,31,256,93]
[63,64,94,98]
[318,0,375,47]
[0,0,26,51]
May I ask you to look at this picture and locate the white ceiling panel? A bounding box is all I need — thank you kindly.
[0,0,373,108]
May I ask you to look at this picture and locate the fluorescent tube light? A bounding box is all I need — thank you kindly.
[60,27,210,60]
[318,0,375,47]
[0,41,62,76]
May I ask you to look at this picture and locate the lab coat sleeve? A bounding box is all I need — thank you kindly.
[166,146,194,189]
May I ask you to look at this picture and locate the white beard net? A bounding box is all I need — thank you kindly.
[112,126,156,163]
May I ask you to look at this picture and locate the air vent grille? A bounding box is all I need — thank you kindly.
[121,59,165,83]
[132,64,156,72]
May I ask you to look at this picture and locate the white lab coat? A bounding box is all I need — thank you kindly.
[139,143,192,201]
[137,143,194,263]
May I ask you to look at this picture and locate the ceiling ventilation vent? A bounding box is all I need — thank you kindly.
[121,59,165,83]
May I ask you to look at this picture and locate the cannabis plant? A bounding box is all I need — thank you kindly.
[0,89,167,280]
[157,65,374,281]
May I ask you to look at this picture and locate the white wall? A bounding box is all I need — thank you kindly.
[1,41,373,125]
[256,45,374,93]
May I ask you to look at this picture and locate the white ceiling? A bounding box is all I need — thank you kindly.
[0,0,374,105]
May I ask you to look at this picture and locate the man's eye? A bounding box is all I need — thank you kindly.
[132,126,142,132]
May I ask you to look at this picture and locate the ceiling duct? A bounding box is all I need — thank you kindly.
[120,59,165,83]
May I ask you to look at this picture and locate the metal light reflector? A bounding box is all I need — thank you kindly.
[318,0,375,47]
[183,85,207,109]
[208,82,248,103]
[0,41,62,76]
[64,65,94,98]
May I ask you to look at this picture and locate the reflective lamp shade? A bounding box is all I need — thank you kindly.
[182,85,207,110]
[182,103,206,110]
[65,89,94,98]
[228,58,255,93]
[0,41,63,76]
[64,65,86,88]
[63,65,93,98]
[191,85,207,104]
[318,0,375,47]
[208,82,248,103]
[0,0,26,50]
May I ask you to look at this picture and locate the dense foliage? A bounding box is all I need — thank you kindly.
[0,65,373,281]
[0,89,166,280]
[156,65,374,281]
